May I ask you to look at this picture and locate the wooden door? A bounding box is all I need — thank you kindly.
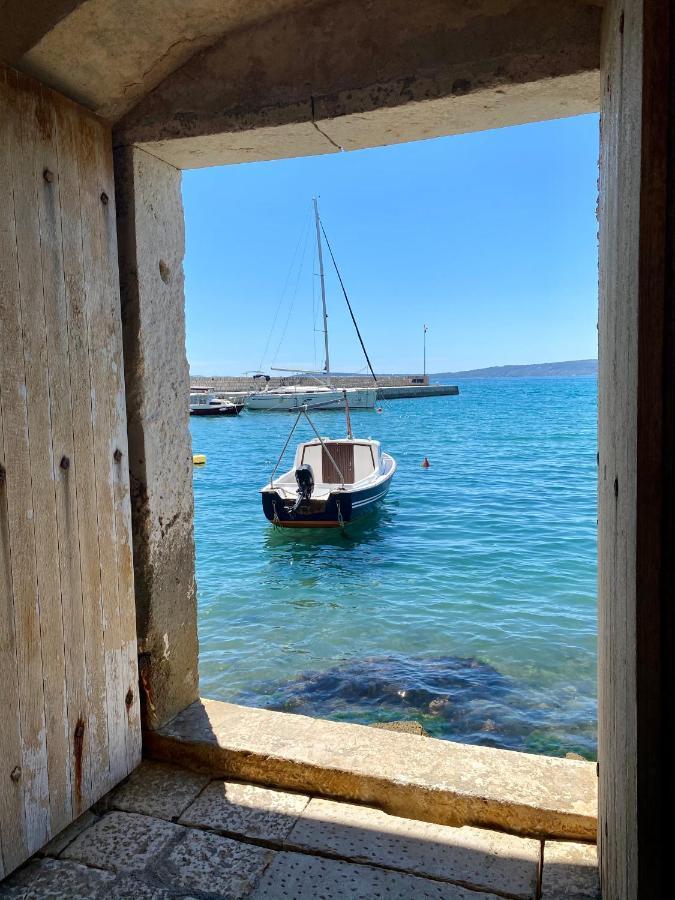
[0,66,141,878]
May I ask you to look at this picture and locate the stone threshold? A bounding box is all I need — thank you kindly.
[144,699,597,842]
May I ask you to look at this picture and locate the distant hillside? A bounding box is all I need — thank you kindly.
[433,359,598,379]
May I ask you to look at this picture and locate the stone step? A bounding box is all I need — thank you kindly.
[145,699,597,841]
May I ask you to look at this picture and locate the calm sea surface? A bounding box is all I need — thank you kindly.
[192,377,598,759]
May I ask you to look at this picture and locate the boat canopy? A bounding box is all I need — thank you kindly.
[297,439,379,485]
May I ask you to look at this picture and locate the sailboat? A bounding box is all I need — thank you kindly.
[245,199,377,411]
[260,390,396,527]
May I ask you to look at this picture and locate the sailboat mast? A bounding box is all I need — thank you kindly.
[313,197,331,384]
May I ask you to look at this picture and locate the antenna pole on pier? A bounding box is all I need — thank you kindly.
[423,324,428,378]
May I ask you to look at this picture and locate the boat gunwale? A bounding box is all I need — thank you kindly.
[259,450,396,497]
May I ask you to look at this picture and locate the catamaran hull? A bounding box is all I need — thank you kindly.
[262,476,392,527]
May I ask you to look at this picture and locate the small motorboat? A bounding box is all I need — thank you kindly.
[260,395,395,527]
[189,392,243,417]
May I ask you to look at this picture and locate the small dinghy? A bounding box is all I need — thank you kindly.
[260,394,396,527]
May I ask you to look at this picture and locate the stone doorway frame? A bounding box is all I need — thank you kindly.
[112,3,674,896]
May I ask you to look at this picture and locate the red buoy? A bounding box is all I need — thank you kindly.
[421,457,430,468]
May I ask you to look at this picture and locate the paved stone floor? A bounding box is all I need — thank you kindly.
[0,761,599,899]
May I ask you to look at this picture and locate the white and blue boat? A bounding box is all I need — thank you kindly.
[260,398,396,528]
[260,435,395,528]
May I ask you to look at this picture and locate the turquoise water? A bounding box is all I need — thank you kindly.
[192,378,598,758]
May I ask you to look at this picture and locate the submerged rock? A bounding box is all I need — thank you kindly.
[371,720,430,736]
[236,653,597,759]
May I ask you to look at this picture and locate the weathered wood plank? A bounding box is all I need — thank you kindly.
[599,2,632,893]
[0,70,27,875]
[53,95,109,814]
[0,404,18,882]
[0,67,50,856]
[0,63,142,874]
[98,132,142,774]
[14,70,74,844]
[77,113,126,792]
[35,81,97,826]
[27,77,78,841]
[598,3,622,893]
[631,0,673,895]
[598,1,675,896]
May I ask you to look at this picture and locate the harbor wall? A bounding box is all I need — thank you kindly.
[191,374,432,391]
[378,385,459,399]
[190,375,459,400]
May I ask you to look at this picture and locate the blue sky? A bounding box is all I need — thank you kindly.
[183,113,599,375]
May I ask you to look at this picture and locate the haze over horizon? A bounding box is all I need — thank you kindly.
[183,115,600,376]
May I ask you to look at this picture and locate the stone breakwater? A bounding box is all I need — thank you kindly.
[378,384,459,398]
[190,375,459,399]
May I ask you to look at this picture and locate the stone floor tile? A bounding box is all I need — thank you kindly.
[40,810,100,857]
[107,874,191,899]
[61,811,182,874]
[101,761,210,821]
[541,841,600,899]
[0,858,114,898]
[179,780,309,842]
[161,828,274,898]
[250,852,504,900]
[287,798,539,899]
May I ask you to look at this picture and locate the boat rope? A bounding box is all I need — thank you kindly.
[258,209,311,373]
[271,220,312,369]
[269,408,304,487]
[336,499,344,528]
[269,406,346,489]
[320,221,378,385]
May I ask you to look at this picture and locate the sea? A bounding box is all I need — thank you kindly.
[191,377,598,759]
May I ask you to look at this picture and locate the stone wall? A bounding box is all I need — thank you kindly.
[115,146,199,733]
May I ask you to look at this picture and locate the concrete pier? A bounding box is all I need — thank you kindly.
[191,376,459,401]
[377,385,459,399]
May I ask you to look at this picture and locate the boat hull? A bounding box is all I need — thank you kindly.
[246,388,376,411]
[189,404,243,416]
[261,475,392,527]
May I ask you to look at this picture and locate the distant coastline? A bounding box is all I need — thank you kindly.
[432,359,598,380]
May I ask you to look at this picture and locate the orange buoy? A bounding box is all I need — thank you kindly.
[421,457,430,468]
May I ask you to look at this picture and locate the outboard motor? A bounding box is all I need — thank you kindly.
[290,464,314,515]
